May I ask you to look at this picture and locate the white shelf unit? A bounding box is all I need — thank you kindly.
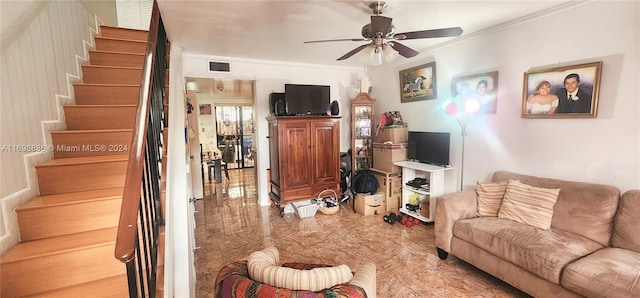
[393,161,453,222]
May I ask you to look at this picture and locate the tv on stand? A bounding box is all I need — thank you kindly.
[284,84,330,116]
[407,131,451,167]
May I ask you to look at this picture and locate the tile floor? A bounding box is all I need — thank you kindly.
[194,168,530,297]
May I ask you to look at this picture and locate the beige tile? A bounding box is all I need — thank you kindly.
[195,169,529,297]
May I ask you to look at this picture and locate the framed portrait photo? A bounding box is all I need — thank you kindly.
[199,103,212,115]
[522,61,602,118]
[399,62,437,103]
[451,71,499,114]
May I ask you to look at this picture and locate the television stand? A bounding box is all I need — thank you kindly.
[393,161,453,223]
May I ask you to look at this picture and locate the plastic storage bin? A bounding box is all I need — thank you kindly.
[292,200,319,218]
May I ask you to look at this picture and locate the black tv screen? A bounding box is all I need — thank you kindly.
[284,84,330,116]
[407,131,451,166]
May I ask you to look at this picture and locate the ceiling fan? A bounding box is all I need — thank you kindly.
[304,1,463,64]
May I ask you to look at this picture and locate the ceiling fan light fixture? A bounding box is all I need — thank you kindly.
[357,43,397,65]
[382,43,398,63]
[370,46,383,65]
[306,1,462,64]
[357,46,374,63]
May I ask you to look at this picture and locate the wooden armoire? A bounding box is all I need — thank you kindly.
[267,115,341,208]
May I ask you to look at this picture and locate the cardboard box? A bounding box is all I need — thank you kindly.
[354,192,386,216]
[376,125,408,143]
[372,143,408,173]
[420,202,430,218]
[370,168,402,212]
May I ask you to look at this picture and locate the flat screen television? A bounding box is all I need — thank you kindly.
[407,131,451,167]
[284,84,330,116]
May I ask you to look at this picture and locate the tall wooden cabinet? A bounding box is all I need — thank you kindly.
[267,116,341,207]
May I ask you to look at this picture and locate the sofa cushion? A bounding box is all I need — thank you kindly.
[612,190,640,252]
[476,181,508,217]
[497,180,560,230]
[247,247,353,292]
[492,171,620,246]
[453,217,603,284]
[561,247,640,298]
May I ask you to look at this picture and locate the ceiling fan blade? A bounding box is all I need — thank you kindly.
[389,42,419,58]
[337,44,370,61]
[304,38,367,44]
[394,27,463,40]
[371,15,392,35]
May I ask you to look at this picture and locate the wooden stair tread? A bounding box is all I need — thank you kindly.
[17,187,123,211]
[0,227,118,264]
[99,25,148,37]
[30,274,129,297]
[100,24,148,33]
[82,64,142,70]
[63,104,137,108]
[73,83,139,87]
[89,49,145,56]
[51,128,133,134]
[95,35,147,43]
[37,154,128,167]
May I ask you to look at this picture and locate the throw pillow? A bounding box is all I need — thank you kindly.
[247,246,353,292]
[476,180,509,217]
[498,180,560,230]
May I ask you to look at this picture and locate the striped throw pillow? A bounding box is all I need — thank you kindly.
[247,247,353,292]
[476,181,509,217]
[498,180,560,230]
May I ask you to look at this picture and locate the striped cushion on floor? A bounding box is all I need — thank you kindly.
[215,260,366,298]
[247,247,353,292]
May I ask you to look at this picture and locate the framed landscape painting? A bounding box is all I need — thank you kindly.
[399,62,437,103]
[451,71,499,114]
[522,61,602,118]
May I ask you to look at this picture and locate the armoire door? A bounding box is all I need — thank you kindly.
[311,119,340,185]
[280,121,312,189]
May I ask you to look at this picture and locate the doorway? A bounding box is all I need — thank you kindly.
[215,105,255,169]
[185,77,256,188]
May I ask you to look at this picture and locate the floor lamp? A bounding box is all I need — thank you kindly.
[444,98,479,191]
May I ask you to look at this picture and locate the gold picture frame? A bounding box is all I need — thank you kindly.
[522,61,602,118]
[400,62,437,103]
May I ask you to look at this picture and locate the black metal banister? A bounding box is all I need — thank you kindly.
[114,1,167,297]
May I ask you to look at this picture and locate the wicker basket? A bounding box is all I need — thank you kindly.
[317,190,340,215]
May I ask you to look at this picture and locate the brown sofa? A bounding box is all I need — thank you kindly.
[435,171,640,297]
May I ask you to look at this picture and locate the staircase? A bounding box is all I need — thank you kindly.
[0,25,165,297]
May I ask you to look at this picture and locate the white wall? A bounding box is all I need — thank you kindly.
[182,54,365,205]
[165,46,195,298]
[80,0,117,26]
[368,1,640,193]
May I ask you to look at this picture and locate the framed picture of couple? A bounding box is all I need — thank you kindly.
[451,71,499,114]
[522,61,602,118]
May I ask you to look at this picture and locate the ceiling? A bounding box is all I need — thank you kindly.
[157,0,571,68]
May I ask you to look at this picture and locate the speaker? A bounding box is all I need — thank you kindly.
[330,100,340,115]
[270,93,286,116]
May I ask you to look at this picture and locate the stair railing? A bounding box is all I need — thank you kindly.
[115,2,167,297]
